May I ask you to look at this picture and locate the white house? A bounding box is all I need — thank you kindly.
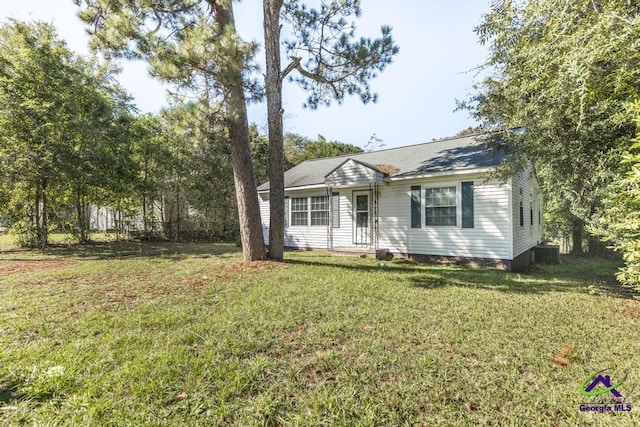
[258,134,544,271]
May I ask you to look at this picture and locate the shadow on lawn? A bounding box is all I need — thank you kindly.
[0,381,18,405]
[1,240,241,261]
[285,254,636,299]
[0,379,59,408]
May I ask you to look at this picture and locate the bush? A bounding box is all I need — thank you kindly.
[9,220,48,248]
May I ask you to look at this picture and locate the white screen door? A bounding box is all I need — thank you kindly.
[353,191,370,245]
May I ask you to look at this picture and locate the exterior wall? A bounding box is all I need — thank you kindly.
[331,190,356,248]
[325,159,385,187]
[259,167,544,265]
[378,173,513,260]
[259,188,331,249]
[260,186,375,250]
[259,193,270,243]
[511,166,544,258]
[90,206,117,231]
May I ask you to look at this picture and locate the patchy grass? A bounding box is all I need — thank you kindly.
[1,242,639,426]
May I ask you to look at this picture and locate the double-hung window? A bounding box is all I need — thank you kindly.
[310,196,329,226]
[290,196,329,226]
[425,186,457,226]
[291,197,308,226]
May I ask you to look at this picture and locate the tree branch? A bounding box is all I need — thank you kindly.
[281,57,301,80]
[293,62,340,97]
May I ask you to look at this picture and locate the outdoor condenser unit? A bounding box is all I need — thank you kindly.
[534,245,560,264]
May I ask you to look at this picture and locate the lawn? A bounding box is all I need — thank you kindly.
[1,238,639,426]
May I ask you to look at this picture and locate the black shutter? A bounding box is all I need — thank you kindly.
[410,186,421,228]
[530,200,533,226]
[332,192,340,228]
[461,181,474,228]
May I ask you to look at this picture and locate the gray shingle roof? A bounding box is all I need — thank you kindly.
[257,133,504,191]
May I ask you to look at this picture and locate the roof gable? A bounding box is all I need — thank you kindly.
[325,158,386,187]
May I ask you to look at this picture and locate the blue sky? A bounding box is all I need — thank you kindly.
[0,1,492,149]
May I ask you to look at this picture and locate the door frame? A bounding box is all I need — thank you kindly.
[352,190,371,245]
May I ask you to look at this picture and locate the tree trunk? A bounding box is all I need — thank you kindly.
[263,0,285,261]
[213,2,265,261]
[571,216,584,254]
[40,178,48,247]
[34,183,41,245]
[175,180,181,239]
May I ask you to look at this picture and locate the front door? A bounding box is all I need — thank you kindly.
[353,191,370,245]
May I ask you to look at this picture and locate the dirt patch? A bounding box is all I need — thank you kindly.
[200,260,285,283]
[620,299,640,319]
[221,260,284,275]
[0,259,78,276]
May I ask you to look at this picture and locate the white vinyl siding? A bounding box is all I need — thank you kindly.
[511,167,544,258]
[325,159,385,187]
[287,190,331,249]
[259,167,544,263]
[331,192,355,248]
[259,193,270,243]
[378,175,512,260]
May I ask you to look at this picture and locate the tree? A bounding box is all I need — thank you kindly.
[0,20,72,246]
[128,113,169,236]
[0,20,131,247]
[364,133,385,152]
[263,0,398,260]
[284,132,362,166]
[593,103,640,288]
[75,0,266,260]
[463,0,640,253]
[454,127,483,137]
[161,99,239,241]
[61,60,137,243]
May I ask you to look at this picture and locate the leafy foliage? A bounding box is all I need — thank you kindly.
[160,100,239,241]
[75,0,267,260]
[0,20,135,246]
[464,0,640,255]
[283,132,363,166]
[594,105,640,287]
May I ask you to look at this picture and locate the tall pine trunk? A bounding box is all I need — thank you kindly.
[263,0,285,261]
[214,2,265,261]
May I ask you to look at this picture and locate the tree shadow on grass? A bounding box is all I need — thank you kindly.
[284,254,637,299]
[0,379,59,409]
[0,241,241,261]
[0,380,18,405]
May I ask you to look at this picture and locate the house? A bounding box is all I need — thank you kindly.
[257,133,544,271]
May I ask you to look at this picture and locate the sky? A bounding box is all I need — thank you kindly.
[0,1,493,149]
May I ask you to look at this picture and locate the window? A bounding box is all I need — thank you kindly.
[426,186,457,226]
[410,186,421,228]
[331,192,340,228]
[291,197,308,226]
[461,181,474,228]
[311,196,329,226]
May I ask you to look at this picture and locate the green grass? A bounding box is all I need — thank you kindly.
[1,241,639,426]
